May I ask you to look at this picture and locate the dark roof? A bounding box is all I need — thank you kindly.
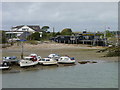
[11,25,41,32]
[11,25,24,29]
[27,25,40,32]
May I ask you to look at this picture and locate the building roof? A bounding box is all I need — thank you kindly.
[11,25,24,29]
[11,25,41,32]
[27,25,40,32]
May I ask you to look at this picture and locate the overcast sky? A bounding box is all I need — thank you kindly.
[1,2,118,32]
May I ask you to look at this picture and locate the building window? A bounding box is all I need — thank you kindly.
[22,28,29,31]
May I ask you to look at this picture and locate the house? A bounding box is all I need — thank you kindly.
[51,31,105,46]
[6,25,43,40]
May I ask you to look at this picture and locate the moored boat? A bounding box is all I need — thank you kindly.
[39,58,58,65]
[19,54,41,67]
[58,56,76,64]
[19,57,39,67]
[3,56,19,65]
[48,54,60,61]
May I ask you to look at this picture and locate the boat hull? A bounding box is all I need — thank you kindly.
[19,60,38,67]
[42,62,58,65]
[39,61,58,65]
[58,61,75,64]
[0,66,10,70]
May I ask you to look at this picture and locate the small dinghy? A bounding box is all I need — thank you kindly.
[3,56,19,65]
[58,56,76,64]
[39,58,58,65]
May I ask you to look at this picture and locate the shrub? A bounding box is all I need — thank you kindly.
[106,46,120,57]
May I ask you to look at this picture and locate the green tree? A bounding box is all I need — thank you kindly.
[105,30,114,37]
[41,26,50,32]
[61,28,72,35]
[54,32,61,36]
[1,31,7,44]
[28,32,40,41]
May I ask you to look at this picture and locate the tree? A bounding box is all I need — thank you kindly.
[41,26,50,32]
[55,32,61,36]
[1,31,7,44]
[61,28,72,35]
[27,32,40,41]
[105,30,114,37]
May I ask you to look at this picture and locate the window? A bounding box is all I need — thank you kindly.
[64,58,69,61]
[22,28,29,31]
[46,59,50,61]
[42,59,45,61]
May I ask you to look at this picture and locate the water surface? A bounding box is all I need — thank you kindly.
[2,62,118,88]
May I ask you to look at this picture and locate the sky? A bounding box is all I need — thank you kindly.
[1,2,118,32]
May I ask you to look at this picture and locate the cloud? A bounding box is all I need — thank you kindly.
[2,2,118,32]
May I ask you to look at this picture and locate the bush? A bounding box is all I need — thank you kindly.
[106,46,120,57]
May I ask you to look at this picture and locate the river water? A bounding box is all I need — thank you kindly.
[2,61,118,88]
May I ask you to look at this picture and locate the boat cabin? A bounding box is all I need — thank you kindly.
[41,58,51,61]
[24,57,37,61]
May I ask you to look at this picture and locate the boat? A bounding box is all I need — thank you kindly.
[39,58,58,65]
[19,54,41,67]
[58,56,76,64]
[19,57,39,67]
[3,56,19,65]
[0,61,10,70]
[29,54,41,60]
[48,54,60,61]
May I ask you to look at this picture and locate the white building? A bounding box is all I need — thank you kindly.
[6,25,43,40]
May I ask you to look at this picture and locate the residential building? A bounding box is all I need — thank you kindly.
[6,25,43,40]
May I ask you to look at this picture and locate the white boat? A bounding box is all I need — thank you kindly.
[0,66,10,70]
[48,54,60,61]
[39,58,58,65]
[19,54,41,67]
[19,57,39,67]
[29,54,41,60]
[58,56,76,64]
